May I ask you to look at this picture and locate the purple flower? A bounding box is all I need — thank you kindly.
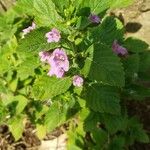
[48,48,69,71]
[45,28,61,43]
[39,51,51,62]
[22,22,36,38]
[112,40,128,56]
[47,48,69,78]
[47,67,65,78]
[73,75,84,87]
[89,14,100,23]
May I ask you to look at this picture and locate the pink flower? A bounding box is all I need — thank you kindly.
[39,51,51,62]
[22,22,36,38]
[73,75,84,87]
[89,14,100,23]
[112,40,128,56]
[45,28,61,43]
[47,67,65,78]
[47,48,69,78]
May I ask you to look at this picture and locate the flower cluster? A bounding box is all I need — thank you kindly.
[39,28,84,87]
[22,22,36,38]
[39,49,69,78]
[112,40,128,56]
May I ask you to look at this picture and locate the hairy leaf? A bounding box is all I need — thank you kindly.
[33,0,62,26]
[82,44,125,87]
[90,16,124,45]
[33,75,72,100]
[84,84,120,114]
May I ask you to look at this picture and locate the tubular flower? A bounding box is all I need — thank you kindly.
[45,28,61,43]
[112,40,128,56]
[89,14,100,23]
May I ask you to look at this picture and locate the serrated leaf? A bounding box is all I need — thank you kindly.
[9,116,24,141]
[90,16,124,45]
[17,27,59,56]
[82,44,125,87]
[123,54,139,78]
[33,0,62,26]
[100,114,128,134]
[33,76,72,100]
[84,84,121,114]
[82,0,111,14]
[124,37,149,53]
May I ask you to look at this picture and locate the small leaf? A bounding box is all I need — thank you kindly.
[9,116,24,141]
[36,125,47,139]
[124,37,149,53]
[15,95,28,114]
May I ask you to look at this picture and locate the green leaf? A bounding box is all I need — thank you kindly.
[67,120,84,150]
[82,44,125,87]
[92,128,108,148]
[139,51,150,72]
[9,78,18,92]
[127,118,149,144]
[110,0,134,8]
[45,100,75,132]
[123,54,139,78]
[14,0,34,15]
[90,16,124,45]
[84,84,121,114]
[17,56,39,80]
[108,136,125,150]
[36,125,47,139]
[124,37,149,53]
[125,84,150,100]
[81,0,134,13]
[33,75,72,100]
[17,27,59,56]
[51,0,69,16]
[82,0,111,14]
[100,114,128,134]
[33,0,62,26]
[9,116,24,141]
[84,112,99,132]
[15,95,28,114]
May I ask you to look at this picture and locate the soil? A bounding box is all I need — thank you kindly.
[0,123,65,150]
